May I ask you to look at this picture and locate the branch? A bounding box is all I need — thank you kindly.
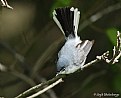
[35,75,58,98]
[96,31,121,64]
[16,31,121,98]
[15,75,66,98]
[27,78,63,98]
[1,0,13,9]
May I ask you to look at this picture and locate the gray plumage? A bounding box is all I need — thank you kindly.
[53,7,94,75]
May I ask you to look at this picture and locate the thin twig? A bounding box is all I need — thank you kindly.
[36,75,58,98]
[27,78,63,98]
[81,59,100,69]
[15,75,66,98]
[1,0,13,9]
[97,31,121,64]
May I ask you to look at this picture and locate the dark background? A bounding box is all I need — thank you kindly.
[0,0,121,98]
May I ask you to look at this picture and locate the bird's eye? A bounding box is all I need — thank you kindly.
[57,66,66,72]
[60,66,66,71]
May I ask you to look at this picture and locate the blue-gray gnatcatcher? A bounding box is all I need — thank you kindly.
[53,7,94,75]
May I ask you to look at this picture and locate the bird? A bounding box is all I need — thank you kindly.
[53,7,94,75]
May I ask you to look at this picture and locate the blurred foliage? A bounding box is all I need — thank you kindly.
[113,73,121,93]
[0,0,121,98]
[106,28,117,45]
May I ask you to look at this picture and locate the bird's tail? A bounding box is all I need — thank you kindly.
[53,7,80,39]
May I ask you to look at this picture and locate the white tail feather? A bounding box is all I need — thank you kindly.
[53,10,65,35]
[73,8,80,37]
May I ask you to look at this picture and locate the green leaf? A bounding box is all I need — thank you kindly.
[106,28,117,45]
